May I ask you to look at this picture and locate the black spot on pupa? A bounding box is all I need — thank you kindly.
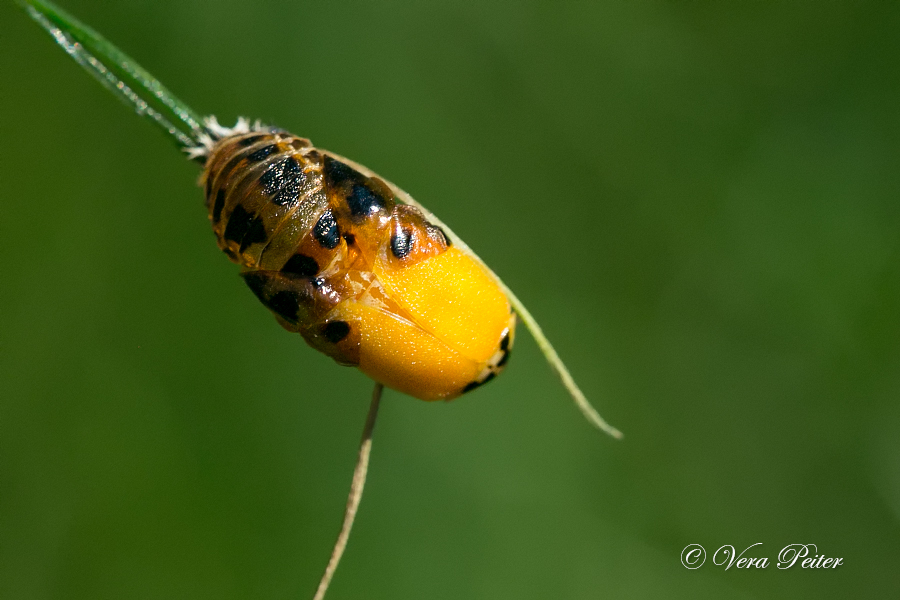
[242,271,267,298]
[313,210,340,249]
[212,189,226,223]
[238,135,266,147]
[343,233,355,245]
[323,156,360,188]
[258,161,281,194]
[272,187,300,207]
[259,156,305,208]
[239,215,268,252]
[323,320,351,343]
[391,228,413,259]
[436,226,451,246]
[346,183,386,218]
[323,157,388,218]
[497,350,510,368]
[462,372,497,394]
[223,204,255,245]
[241,271,304,324]
[281,254,319,277]
[500,332,510,351]
[259,157,302,195]
[283,157,302,177]
[247,144,278,163]
[267,291,301,323]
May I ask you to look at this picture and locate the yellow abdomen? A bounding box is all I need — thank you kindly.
[359,246,514,400]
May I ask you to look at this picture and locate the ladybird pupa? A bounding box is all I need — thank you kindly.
[20,1,621,599]
[201,128,516,400]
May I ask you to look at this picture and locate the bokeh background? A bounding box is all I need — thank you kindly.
[2,1,899,598]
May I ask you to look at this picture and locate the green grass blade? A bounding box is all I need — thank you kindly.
[20,0,206,150]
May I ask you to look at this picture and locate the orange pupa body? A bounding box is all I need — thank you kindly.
[201,127,515,400]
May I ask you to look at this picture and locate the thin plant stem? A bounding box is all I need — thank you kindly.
[328,152,623,439]
[20,0,205,150]
[313,383,383,600]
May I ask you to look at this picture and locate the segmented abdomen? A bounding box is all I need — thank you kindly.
[204,132,327,269]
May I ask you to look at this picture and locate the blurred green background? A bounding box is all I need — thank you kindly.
[2,1,899,598]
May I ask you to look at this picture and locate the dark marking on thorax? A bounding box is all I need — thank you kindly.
[346,183,386,218]
[323,156,392,221]
[391,227,413,259]
[314,210,341,249]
